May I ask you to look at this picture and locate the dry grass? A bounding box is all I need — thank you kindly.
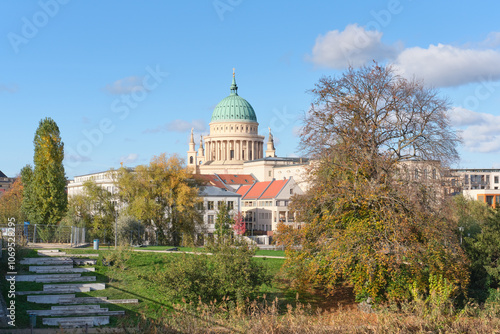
[117,297,500,334]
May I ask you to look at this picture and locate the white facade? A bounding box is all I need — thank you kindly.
[198,186,241,234]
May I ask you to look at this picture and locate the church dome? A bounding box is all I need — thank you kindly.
[211,73,257,123]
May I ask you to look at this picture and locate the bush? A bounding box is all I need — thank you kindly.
[146,242,271,305]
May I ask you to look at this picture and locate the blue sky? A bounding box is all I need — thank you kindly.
[2,0,500,178]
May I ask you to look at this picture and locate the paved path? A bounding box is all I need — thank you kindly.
[132,249,285,258]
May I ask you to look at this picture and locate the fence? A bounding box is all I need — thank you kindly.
[0,224,87,246]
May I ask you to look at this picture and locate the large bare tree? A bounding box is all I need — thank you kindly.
[277,64,468,303]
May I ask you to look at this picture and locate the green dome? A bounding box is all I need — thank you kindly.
[211,74,257,123]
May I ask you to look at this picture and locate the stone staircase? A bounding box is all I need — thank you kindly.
[13,249,138,328]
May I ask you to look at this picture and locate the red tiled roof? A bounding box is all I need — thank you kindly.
[260,179,288,199]
[193,174,226,189]
[244,181,271,199]
[236,185,252,196]
[217,174,256,185]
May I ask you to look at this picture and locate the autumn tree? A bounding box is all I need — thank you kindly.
[276,64,468,303]
[116,153,203,246]
[0,178,25,224]
[233,212,246,236]
[22,118,67,224]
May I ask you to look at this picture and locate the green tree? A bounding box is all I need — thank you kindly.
[215,201,233,241]
[22,118,67,224]
[277,64,468,303]
[116,153,203,246]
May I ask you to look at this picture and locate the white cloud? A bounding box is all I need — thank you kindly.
[119,153,139,164]
[143,119,206,134]
[479,32,500,48]
[394,44,500,87]
[308,24,399,69]
[104,76,146,95]
[450,107,500,153]
[0,83,18,93]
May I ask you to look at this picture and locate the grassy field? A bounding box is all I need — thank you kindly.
[0,246,286,329]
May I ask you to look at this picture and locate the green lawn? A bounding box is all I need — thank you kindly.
[1,246,286,329]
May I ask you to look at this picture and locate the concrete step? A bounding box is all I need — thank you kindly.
[42,316,109,328]
[29,309,125,316]
[43,283,106,291]
[38,251,67,256]
[35,276,96,283]
[37,249,60,253]
[59,297,138,304]
[52,305,102,310]
[29,265,74,272]
[73,259,97,265]
[69,253,99,257]
[34,267,96,274]
[27,294,76,304]
[9,274,81,282]
[20,257,74,265]
[58,296,108,304]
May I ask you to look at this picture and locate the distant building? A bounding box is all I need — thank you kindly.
[0,171,16,197]
[198,186,241,235]
[451,169,500,208]
[186,71,311,190]
[236,177,303,235]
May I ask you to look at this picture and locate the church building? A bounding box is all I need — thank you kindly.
[187,70,309,187]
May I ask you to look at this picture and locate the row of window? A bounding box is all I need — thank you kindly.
[242,200,290,207]
[464,174,500,184]
[213,125,256,133]
[199,200,234,211]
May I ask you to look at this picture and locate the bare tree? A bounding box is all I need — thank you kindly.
[277,64,468,303]
[302,64,460,179]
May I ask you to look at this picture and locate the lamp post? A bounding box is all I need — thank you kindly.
[458,226,464,245]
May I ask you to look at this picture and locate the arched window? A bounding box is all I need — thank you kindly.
[189,156,194,164]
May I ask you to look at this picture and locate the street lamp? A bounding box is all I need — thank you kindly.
[458,226,464,245]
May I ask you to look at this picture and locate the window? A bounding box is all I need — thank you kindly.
[268,171,271,177]
[290,188,294,195]
[208,201,214,210]
[189,156,193,164]
[495,176,499,184]
[230,150,234,159]
[196,202,204,210]
[217,201,225,209]
[208,215,214,224]
[487,196,494,206]
[227,201,234,210]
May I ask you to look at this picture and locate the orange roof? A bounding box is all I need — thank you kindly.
[217,174,256,185]
[260,179,288,199]
[244,181,271,199]
[193,174,226,189]
[236,185,252,196]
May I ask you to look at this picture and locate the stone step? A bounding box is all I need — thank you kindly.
[29,265,74,272]
[38,251,68,256]
[37,249,60,253]
[8,274,81,282]
[20,257,74,265]
[44,283,104,293]
[28,308,123,317]
[52,305,102,310]
[35,276,96,283]
[69,253,99,257]
[30,309,125,317]
[59,297,138,304]
[42,316,109,328]
[58,296,108,304]
[27,294,76,304]
[73,259,97,265]
[18,288,91,295]
[34,267,96,274]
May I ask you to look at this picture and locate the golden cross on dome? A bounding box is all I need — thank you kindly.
[233,68,235,77]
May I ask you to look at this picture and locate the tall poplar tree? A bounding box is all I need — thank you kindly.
[22,118,67,224]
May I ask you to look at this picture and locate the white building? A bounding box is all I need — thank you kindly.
[198,186,241,235]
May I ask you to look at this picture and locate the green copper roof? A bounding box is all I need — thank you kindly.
[211,73,257,123]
